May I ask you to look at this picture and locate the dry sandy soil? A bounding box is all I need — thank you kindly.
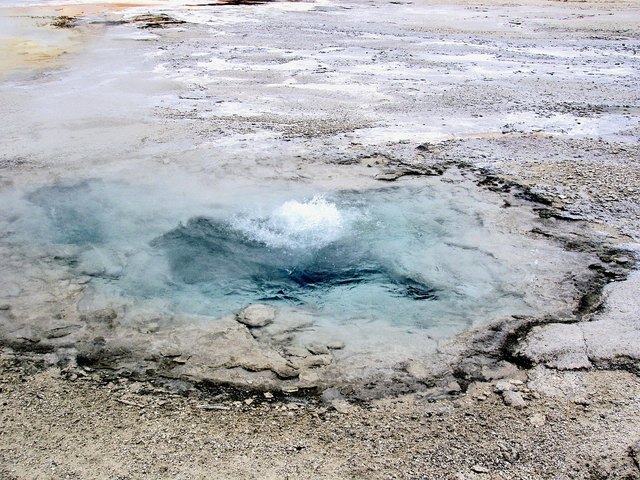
[0,0,639,478]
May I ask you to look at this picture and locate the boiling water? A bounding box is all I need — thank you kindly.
[2,177,546,339]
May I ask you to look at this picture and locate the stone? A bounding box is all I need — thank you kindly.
[298,370,321,387]
[581,318,640,366]
[321,387,343,403]
[445,381,462,394]
[45,324,82,339]
[236,304,276,328]
[197,404,230,411]
[159,347,183,358]
[171,356,188,364]
[418,381,461,400]
[612,255,631,264]
[326,340,345,350]
[307,342,330,355]
[529,413,546,427]
[493,380,514,393]
[331,399,354,414]
[291,354,332,370]
[481,361,519,381]
[283,345,311,358]
[128,382,145,394]
[525,271,640,371]
[502,391,526,409]
[471,465,490,473]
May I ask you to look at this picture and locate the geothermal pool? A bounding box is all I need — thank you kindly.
[1,174,559,344]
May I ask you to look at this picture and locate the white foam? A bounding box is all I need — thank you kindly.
[231,196,346,250]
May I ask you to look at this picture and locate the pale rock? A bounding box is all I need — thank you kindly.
[307,342,330,355]
[236,304,276,328]
[331,399,355,414]
[298,370,321,386]
[291,354,332,370]
[612,255,631,264]
[529,413,546,427]
[493,380,514,393]
[321,387,343,403]
[283,345,311,358]
[470,465,490,473]
[445,381,462,394]
[517,323,591,369]
[502,390,526,408]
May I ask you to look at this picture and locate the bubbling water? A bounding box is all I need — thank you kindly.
[230,196,349,250]
[1,178,551,339]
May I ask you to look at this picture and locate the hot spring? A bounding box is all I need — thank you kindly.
[3,174,562,332]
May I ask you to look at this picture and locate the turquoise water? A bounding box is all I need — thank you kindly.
[4,177,539,336]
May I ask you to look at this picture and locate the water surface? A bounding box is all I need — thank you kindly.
[2,177,546,340]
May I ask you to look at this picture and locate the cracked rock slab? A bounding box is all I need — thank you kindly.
[518,323,591,370]
[519,271,640,372]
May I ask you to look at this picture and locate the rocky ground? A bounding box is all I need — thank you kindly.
[1,356,640,479]
[0,0,639,478]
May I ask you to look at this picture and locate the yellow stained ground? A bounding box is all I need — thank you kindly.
[0,3,155,77]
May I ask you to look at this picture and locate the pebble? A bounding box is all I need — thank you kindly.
[502,391,527,409]
[197,404,230,411]
[471,465,490,473]
[307,343,330,355]
[493,380,514,393]
[529,413,546,427]
[613,255,631,264]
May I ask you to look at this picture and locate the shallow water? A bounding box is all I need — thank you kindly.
[1,176,549,341]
